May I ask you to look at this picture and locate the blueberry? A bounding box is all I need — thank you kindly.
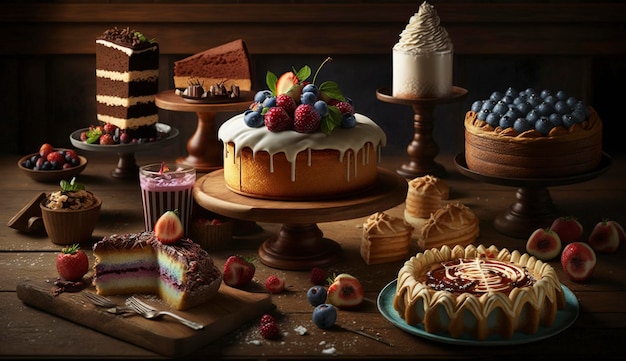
[549,113,564,127]
[306,286,327,307]
[543,95,557,105]
[535,116,554,135]
[536,102,555,116]
[554,100,570,115]
[300,91,317,105]
[489,91,503,101]
[341,113,357,128]
[524,88,538,97]
[485,112,501,127]
[499,115,515,129]
[504,108,521,120]
[302,84,319,96]
[492,101,509,115]
[254,90,272,103]
[477,109,491,121]
[528,94,542,107]
[571,109,586,123]
[513,95,527,105]
[244,110,264,128]
[501,95,514,105]
[480,99,497,111]
[515,101,532,116]
[505,87,519,98]
[562,114,576,128]
[526,109,540,125]
[312,304,337,329]
[470,100,484,112]
[556,90,568,100]
[313,100,329,117]
[262,96,276,108]
[513,118,533,133]
[540,89,552,99]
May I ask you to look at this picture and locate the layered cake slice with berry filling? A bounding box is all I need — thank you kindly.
[218,58,387,200]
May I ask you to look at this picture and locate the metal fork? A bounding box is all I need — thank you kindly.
[125,296,204,330]
[83,292,135,315]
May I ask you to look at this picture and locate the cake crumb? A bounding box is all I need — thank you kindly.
[294,325,307,335]
[322,347,337,355]
[247,340,262,346]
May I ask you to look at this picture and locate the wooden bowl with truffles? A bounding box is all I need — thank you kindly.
[40,178,101,245]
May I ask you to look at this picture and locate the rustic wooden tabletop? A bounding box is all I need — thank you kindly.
[2,151,624,360]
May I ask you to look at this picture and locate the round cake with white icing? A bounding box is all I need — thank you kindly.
[219,113,386,200]
[393,244,565,340]
[218,61,387,200]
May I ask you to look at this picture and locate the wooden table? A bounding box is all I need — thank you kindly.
[2,152,625,360]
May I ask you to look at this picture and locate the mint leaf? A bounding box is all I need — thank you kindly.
[294,66,311,83]
[60,177,85,192]
[266,71,278,95]
[319,81,345,102]
[320,106,342,135]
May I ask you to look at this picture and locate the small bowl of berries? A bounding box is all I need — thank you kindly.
[18,143,87,183]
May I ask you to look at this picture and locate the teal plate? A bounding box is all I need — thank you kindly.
[377,279,579,346]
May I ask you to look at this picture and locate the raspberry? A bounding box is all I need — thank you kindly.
[275,94,297,116]
[264,107,293,132]
[260,314,275,325]
[99,134,115,145]
[334,101,354,115]
[294,104,321,133]
[260,321,280,340]
[309,267,326,285]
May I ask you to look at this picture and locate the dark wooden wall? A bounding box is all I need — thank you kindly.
[2,1,625,159]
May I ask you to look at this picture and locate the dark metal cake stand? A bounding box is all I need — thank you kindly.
[454,152,612,239]
[376,86,468,178]
[69,123,179,179]
[193,168,408,270]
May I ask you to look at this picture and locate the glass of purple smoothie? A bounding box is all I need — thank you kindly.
[139,163,196,236]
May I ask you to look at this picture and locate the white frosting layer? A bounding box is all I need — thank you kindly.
[96,69,158,82]
[96,95,155,107]
[393,1,453,53]
[96,39,158,56]
[219,113,387,179]
[96,114,158,129]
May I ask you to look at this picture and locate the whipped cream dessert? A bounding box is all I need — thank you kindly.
[392,1,453,99]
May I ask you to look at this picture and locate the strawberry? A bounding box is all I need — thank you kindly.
[153,210,184,244]
[223,255,256,288]
[99,133,115,145]
[275,93,297,116]
[264,107,293,132]
[275,71,299,95]
[309,267,326,285]
[327,273,364,309]
[259,320,280,339]
[56,244,89,281]
[294,104,321,133]
[265,275,285,294]
[46,151,65,168]
[103,123,118,134]
[39,143,54,158]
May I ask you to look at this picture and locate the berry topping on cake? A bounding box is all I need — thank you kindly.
[153,210,184,244]
[247,57,353,134]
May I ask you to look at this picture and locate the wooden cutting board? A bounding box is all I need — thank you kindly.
[16,279,274,357]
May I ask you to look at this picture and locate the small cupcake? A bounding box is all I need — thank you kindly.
[40,177,101,245]
[190,214,234,251]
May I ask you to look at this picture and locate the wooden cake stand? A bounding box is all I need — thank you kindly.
[193,168,408,270]
[155,90,254,172]
[455,152,612,239]
[376,87,468,178]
